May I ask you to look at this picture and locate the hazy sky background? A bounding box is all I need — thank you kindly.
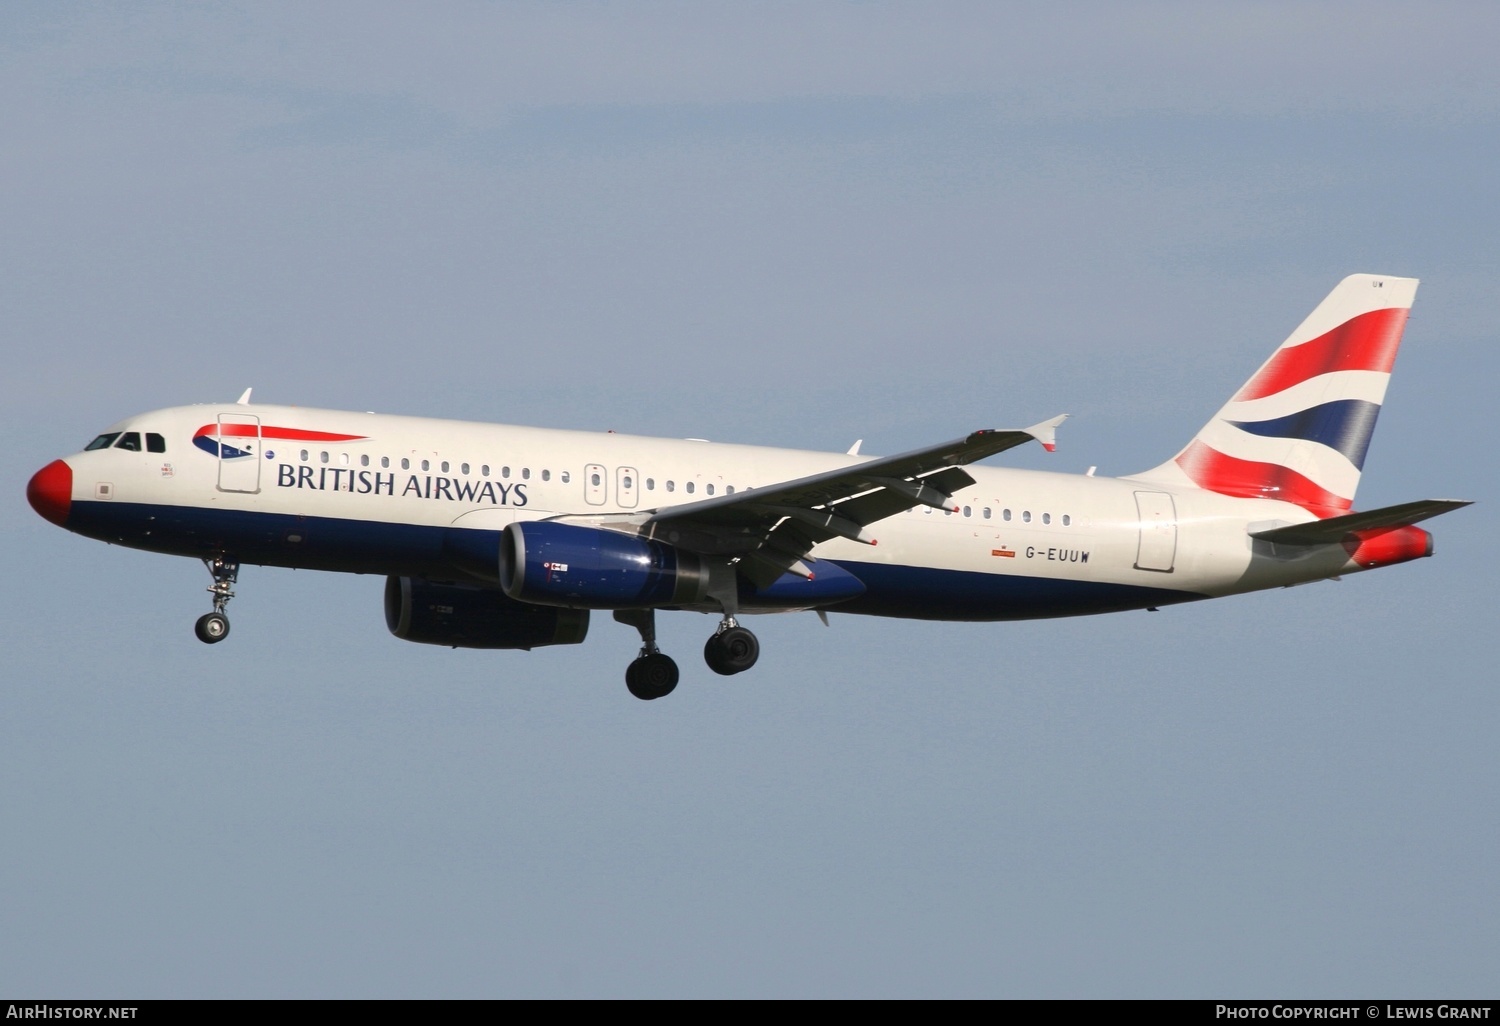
[4,2,1496,997]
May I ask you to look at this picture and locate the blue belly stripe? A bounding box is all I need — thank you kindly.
[64,501,1205,619]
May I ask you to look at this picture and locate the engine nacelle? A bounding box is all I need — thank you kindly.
[384,576,589,649]
[500,521,711,609]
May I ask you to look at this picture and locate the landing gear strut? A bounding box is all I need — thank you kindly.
[614,609,679,700]
[704,617,759,676]
[194,556,239,645]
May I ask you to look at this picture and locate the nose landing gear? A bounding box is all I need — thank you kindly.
[194,557,239,645]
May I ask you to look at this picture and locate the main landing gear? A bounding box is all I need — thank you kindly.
[704,617,759,676]
[615,609,680,701]
[614,610,761,700]
[194,556,239,645]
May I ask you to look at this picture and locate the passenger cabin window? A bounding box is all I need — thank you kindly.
[541,470,550,482]
[561,471,571,484]
[522,468,530,480]
[114,432,142,452]
[706,484,715,496]
[146,433,166,453]
[85,433,121,451]
[685,482,695,494]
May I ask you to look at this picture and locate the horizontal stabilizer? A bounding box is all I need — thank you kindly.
[1249,499,1472,545]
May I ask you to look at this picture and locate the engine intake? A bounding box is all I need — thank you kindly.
[385,576,589,649]
[500,521,710,609]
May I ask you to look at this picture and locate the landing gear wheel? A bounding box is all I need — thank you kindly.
[194,612,230,644]
[704,625,759,676]
[626,653,679,700]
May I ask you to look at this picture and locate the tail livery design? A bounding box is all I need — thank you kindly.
[1158,274,1415,516]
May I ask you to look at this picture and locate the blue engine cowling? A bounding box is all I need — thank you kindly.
[500,521,710,609]
[384,576,589,649]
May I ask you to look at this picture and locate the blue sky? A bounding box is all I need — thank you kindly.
[3,2,1496,997]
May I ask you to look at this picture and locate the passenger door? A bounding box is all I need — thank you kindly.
[216,413,261,494]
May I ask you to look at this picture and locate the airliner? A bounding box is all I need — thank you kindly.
[27,274,1469,699]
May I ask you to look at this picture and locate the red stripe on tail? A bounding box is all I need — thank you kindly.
[1175,440,1352,516]
[1233,307,1408,402]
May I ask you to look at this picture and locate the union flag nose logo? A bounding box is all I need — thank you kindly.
[27,460,72,526]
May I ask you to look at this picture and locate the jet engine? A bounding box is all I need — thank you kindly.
[384,576,589,649]
[500,521,711,609]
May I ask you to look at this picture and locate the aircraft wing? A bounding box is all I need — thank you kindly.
[641,415,1066,585]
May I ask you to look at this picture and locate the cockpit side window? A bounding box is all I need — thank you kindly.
[84,433,121,451]
[146,433,166,453]
[114,432,143,452]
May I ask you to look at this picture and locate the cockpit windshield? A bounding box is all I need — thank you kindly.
[82,431,166,452]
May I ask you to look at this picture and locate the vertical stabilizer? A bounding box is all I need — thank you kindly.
[1135,274,1418,516]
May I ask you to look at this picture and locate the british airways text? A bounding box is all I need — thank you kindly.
[275,465,529,506]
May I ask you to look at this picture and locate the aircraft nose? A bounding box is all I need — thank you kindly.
[27,459,72,527]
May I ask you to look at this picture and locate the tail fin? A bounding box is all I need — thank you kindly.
[1136,274,1418,516]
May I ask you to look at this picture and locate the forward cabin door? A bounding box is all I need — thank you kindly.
[216,414,262,494]
[1133,491,1177,572]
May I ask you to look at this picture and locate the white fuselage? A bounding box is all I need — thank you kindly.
[50,402,1368,622]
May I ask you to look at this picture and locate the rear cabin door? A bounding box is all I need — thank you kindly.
[216,414,261,493]
[1133,490,1177,572]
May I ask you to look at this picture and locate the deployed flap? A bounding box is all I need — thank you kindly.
[1250,499,1471,545]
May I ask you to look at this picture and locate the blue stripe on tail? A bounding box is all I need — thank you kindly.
[1229,399,1381,469]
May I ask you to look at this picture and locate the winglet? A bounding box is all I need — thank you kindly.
[236,388,253,405]
[1026,414,1068,453]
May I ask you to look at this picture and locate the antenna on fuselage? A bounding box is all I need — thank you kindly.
[236,388,253,405]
